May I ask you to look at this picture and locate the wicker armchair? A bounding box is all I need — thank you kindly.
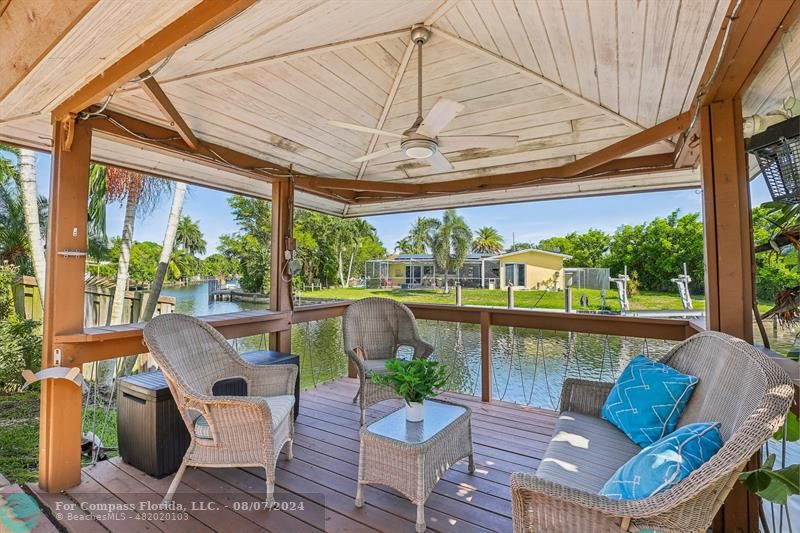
[143,313,296,505]
[511,330,794,533]
[343,297,434,424]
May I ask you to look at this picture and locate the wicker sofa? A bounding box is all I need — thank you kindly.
[511,331,794,533]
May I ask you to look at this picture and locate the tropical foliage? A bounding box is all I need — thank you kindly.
[217,196,386,292]
[176,216,207,257]
[432,209,472,291]
[471,226,504,255]
[0,264,41,390]
[395,216,439,254]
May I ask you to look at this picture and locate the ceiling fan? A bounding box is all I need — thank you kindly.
[329,25,518,171]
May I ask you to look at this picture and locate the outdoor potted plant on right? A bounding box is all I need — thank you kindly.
[373,359,447,422]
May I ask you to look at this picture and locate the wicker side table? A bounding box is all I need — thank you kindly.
[356,400,474,532]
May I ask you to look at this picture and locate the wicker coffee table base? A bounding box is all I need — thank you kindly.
[355,403,474,532]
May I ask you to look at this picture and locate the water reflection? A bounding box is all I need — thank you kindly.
[160,282,797,408]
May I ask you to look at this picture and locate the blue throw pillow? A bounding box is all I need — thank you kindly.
[601,355,698,447]
[599,422,724,500]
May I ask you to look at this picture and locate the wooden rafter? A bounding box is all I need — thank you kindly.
[433,28,653,137]
[424,0,460,26]
[0,0,98,103]
[52,0,257,121]
[561,112,690,177]
[138,70,200,151]
[150,28,410,87]
[356,39,416,180]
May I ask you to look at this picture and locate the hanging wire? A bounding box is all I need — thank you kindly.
[781,33,797,102]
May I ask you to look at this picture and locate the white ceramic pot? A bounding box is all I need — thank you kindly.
[405,401,424,422]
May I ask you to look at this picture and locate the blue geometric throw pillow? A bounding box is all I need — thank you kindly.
[601,355,699,447]
[599,422,724,500]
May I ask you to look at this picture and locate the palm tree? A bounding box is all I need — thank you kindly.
[176,215,206,257]
[471,226,504,255]
[18,149,46,299]
[94,165,168,388]
[432,209,472,293]
[396,216,439,254]
[0,146,47,276]
[140,182,188,323]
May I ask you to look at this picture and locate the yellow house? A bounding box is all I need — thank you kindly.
[493,249,572,290]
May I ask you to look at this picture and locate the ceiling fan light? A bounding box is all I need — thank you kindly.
[401,138,437,159]
[405,146,434,159]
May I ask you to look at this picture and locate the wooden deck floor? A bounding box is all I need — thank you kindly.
[32,379,558,532]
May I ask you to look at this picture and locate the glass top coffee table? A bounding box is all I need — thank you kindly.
[355,399,474,532]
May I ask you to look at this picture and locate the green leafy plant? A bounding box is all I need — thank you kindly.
[372,359,447,405]
[740,453,800,505]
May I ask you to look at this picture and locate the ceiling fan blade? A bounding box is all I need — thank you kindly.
[438,135,519,150]
[426,150,454,171]
[329,121,404,139]
[417,98,464,138]
[351,144,400,163]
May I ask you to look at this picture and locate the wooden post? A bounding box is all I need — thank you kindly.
[700,98,758,532]
[270,179,294,353]
[38,119,92,492]
[480,311,491,402]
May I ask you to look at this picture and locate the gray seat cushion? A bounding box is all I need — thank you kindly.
[363,358,392,374]
[535,411,642,493]
[194,395,294,440]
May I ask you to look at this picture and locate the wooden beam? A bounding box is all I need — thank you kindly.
[270,179,294,352]
[138,71,200,151]
[678,0,800,167]
[561,113,690,177]
[86,109,291,183]
[356,39,416,180]
[52,0,257,120]
[86,108,680,205]
[39,118,92,492]
[151,28,410,87]
[700,99,756,532]
[0,0,98,103]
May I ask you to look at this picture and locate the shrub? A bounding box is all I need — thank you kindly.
[0,264,42,390]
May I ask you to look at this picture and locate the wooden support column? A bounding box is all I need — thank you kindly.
[480,311,491,402]
[38,119,92,491]
[700,98,757,533]
[270,179,294,353]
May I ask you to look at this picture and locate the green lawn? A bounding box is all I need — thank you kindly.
[0,390,118,484]
[297,287,707,312]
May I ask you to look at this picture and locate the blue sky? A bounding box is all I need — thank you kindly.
[32,151,772,256]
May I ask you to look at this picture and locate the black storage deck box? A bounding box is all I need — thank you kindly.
[117,350,300,478]
[117,371,189,478]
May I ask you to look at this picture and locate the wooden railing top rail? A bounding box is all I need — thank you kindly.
[56,310,291,364]
[54,300,701,365]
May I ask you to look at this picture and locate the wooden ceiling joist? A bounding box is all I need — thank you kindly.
[0,0,98,103]
[138,70,200,151]
[87,108,292,184]
[52,0,258,121]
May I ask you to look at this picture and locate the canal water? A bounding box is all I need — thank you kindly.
[162,282,798,409]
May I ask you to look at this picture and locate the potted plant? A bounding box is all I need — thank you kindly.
[372,359,447,422]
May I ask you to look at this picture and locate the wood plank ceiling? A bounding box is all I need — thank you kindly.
[2,0,785,216]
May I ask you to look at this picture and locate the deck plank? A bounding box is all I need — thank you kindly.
[37,378,556,533]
